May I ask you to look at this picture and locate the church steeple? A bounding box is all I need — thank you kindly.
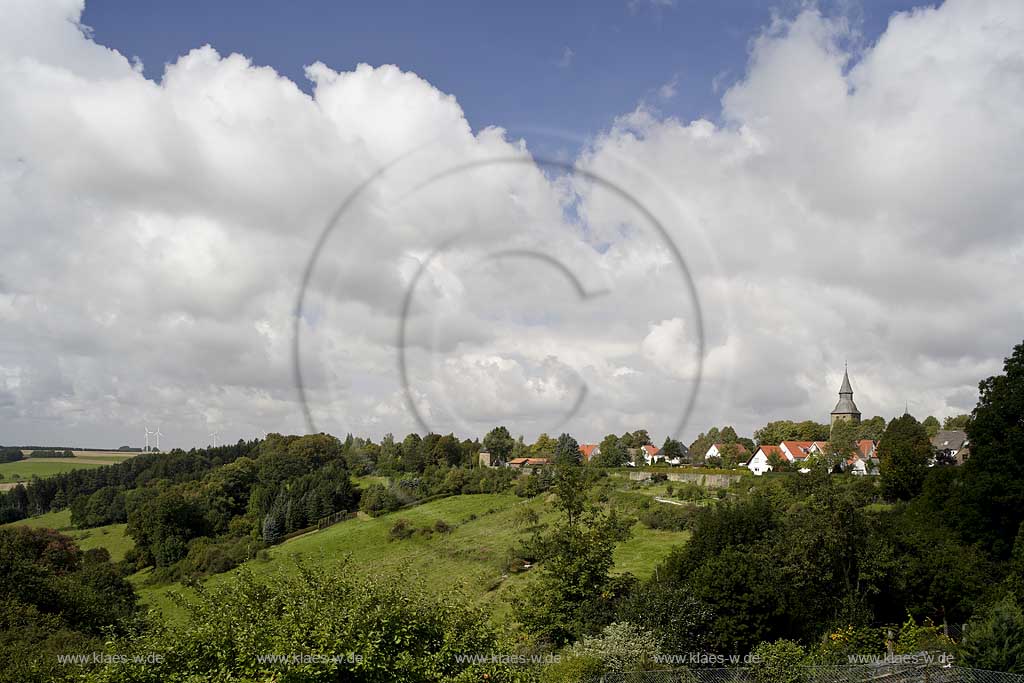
[831,363,861,427]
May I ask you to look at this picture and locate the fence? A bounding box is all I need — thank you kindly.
[316,510,356,530]
[592,667,1024,683]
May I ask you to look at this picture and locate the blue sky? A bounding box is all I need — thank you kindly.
[82,0,927,155]
[11,0,1020,448]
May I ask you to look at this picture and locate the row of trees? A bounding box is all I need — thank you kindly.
[0,438,262,523]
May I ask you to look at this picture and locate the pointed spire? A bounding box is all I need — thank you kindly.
[832,363,861,419]
[839,366,853,395]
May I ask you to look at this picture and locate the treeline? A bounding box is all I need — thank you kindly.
[0,439,262,523]
[0,447,24,463]
[25,449,75,458]
[123,433,361,581]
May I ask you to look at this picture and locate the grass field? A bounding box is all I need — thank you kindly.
[7,508,133,562]
[0,450,137,485]
[134,490,691,625]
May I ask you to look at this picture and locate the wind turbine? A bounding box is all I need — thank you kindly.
[144,426,154,452]
[154,426,164,452]
[209,431,219,448]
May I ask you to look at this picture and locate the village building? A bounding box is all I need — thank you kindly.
[931,430,969,464]
[830,365,862,429]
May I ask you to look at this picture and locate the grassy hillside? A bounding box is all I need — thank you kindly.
[8,508,133,562]
[135,490,691,625]
[0,451,137,483]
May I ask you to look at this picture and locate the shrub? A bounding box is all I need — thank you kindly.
[569,621,660,672]
[751,639,808,683]
[638,503,696,531]
[433,519,452,534]
[388,519,415,541]
[358,483,401,517]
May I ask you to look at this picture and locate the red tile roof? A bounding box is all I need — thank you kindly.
[780,441,814,460]
[713,443,749,454]
[857,440,876,459]
[509,457,550,466]
[641,444,660,456]
[579,444,599,461]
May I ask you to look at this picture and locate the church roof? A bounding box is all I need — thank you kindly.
[831,367,860,415]
[839,368,853,395]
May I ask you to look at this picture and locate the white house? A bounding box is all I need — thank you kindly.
[640,444,661,465]
[745,444,782,476]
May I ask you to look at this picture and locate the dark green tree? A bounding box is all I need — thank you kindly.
[957,340,1024,558]
[960,593,1024,674]
[482,426,515,465]
[943,414,971,430]
[553,433,582,466]
[922,415,941,438]
[531,433,557,457]
[878,414,931,501]
[661,436,685,464]
[594,434,628,468]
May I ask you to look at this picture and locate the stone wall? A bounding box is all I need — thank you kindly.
[628,470,743,489]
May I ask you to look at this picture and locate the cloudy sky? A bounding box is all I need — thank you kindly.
[1,0,1022,450]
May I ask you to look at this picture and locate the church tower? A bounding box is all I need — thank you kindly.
[830,364,862,429]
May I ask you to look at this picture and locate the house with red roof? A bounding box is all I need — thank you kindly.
[745,444,782,476]
[640,443,661,465]
[578,443,600,462]
[507,457,550,469]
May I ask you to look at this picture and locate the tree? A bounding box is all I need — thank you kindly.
[532,433,557,458]
[554,433,582,466]
[960,594,1024,674]
[826,419,860,471]
[430,433,462,467]
[594,434,628,468]
[856,416,887,441]
[956,340,1024,558]
[482,426,515,465]
[753,420,829,446]
[661,437,685,464]
[943,414,970,430]
[516,449,632,645]
[922,415,941,438]
[878,414,931,501]
[399,433,422,472]
[631,430,652,446]
[689,427,721,463]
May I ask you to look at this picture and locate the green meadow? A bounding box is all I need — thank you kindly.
[9,508,133,562]
[134,489,691,625]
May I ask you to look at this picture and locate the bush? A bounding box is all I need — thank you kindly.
[569,621,660,672]
[638,503,696,531]
[358,483,401,517]
[433,519,452,534]
[388,519,415,541]
[82,562,516,682]
[751,640,807,683]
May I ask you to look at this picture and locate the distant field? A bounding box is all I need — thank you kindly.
[135,491,691,625]
[0,450,137,486]
[7,508,133,562]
